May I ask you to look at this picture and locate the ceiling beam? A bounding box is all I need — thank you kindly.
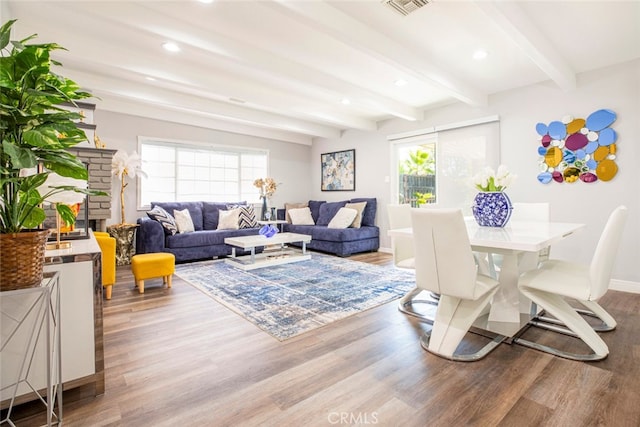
[11,1,381,133]
[64,68,342,143]
[474,0,576,91]
[138,2,423,122]
[270,0,488,107]
[96,95,315,146]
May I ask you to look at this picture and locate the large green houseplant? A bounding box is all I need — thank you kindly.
[0,19,106,289]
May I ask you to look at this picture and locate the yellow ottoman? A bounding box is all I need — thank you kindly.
[131,253,175,294]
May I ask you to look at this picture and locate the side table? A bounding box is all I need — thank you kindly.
[1,272,63,426]
[107,223,138,266]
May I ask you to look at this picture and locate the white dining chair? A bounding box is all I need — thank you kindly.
[514,205,628,361]
[412,208,505,361]
[387,204,414,270]
[387,204,438,321]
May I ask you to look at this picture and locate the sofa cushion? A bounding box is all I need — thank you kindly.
[217,209,240,230]
[228,204,257,229]
[345,201,367,228]
[285,224,379,242]
[308,200,326,223]
[328,208,357,229]
[202,201,246,230]
[284,202,308,223]
[316,201,347,226]
[173,208,195,233]
[147,206,178,235]
[153,202,204,231]
[349,198,377,226]
[289,207,315,225]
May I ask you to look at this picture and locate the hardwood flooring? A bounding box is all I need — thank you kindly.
[7,252,640,426]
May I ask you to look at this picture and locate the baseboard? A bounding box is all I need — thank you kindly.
[378,247,392,254]
[610,279,640,294]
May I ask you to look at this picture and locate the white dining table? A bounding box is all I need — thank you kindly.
[388,218,585,337]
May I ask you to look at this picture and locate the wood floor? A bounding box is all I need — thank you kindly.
[8,252,640,427]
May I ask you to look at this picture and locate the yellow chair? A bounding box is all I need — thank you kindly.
[94,231,116,299]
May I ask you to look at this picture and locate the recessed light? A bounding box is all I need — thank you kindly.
[473,49,488,60]
[145,76,156,81]
[197,0,214,3]
[341,98,351,105]
[394,79,407,87]
[162,42,180,52]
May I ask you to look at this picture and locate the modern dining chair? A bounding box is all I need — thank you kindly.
[411,208,505,361]
[387,204,439,321]
[387,204,414,270]
[514,205,628,361]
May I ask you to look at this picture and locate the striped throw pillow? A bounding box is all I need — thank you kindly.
[147,206,178,235]
[228,204,257,229]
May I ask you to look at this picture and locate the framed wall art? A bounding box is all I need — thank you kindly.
[321,149,355,191]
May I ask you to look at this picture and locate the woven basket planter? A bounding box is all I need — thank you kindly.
[0,229,51,292]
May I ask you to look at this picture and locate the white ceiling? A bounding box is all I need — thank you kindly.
[6,1,640,145]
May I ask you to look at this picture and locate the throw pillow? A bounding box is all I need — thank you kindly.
[284,202,308,223]
[173,208,195,233]
[345,201,367,228]
[228,204,257,229]
[316,201,347,226]
[147,206,178,235]
[328,207,358,229]
[217,208,240,230]
[288,207,315,225]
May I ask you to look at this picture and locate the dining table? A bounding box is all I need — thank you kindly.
[388,218,585,337]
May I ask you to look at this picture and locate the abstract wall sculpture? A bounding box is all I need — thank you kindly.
[535,109,618,184]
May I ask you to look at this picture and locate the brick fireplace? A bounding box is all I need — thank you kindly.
[68,147,117,232]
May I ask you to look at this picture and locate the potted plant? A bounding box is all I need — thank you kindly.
[0,20,106,290]
[470,165,517,227]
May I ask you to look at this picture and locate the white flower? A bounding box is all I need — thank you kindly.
[111,150,147,180]
[472,164,516,192]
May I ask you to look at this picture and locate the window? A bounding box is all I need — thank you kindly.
[396,141,437,206]
[138,138,268,208]
[389,117,500,213]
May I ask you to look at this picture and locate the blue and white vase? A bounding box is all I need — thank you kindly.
[472,191,513,227]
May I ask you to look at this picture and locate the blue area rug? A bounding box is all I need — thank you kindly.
[174,253,415,340]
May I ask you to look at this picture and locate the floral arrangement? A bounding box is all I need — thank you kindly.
[472,165,516,192]
[111,150,147,225]
[253,177,278,199]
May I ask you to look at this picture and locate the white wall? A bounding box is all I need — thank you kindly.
[313,59,640,285]
[94,111,312,225]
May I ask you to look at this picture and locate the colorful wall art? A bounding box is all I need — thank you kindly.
[535,109,618,184]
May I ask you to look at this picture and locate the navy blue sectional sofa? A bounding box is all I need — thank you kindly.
[136,201,261,263]
[137,198,379,262]
[278,198,379,257]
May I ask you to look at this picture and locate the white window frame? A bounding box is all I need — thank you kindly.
[137,136,269,210]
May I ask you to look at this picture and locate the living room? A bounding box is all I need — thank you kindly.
[2,1,640,426]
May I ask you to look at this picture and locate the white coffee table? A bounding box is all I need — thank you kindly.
[224,232,312,270]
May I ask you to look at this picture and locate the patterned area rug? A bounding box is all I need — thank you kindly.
[174,253,415,341]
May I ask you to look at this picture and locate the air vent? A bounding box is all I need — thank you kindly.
[382,0,430,16]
